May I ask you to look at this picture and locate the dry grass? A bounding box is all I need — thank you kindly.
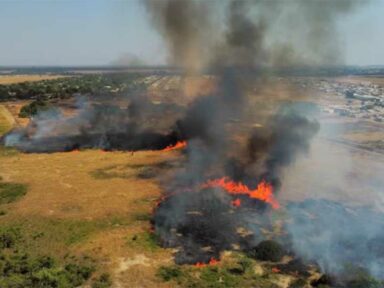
[333,76,384,86]
[0,74,66,85]
[0,148,181,287]
[2,101,31,127]
[0,105,15,135]
[0,150,175,219]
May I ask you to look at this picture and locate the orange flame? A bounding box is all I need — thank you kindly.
[194,257,219,267]
[231,198,241,207]
[161,141,187,152]
[272,267,280,273]
[203,177,279,209]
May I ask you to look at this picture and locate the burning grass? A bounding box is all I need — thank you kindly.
[156,253,283,288]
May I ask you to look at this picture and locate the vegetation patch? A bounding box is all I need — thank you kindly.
[157,266,183,282]
[0,105,13,135]
[90,161,175,180]
[132,212,152,222]
[289,278,308,288]
[0,73,142,102]
[0,146,19,157]
[127,231,160,252]
[92,273,112,288]
[90,164,133,180]
[248,240,285,262]
[0,182,27,205]
[0,224,111,288]
[0,251,96,288]
[156,255,280,288]
[18,99,52,118]
[0,226,21,249]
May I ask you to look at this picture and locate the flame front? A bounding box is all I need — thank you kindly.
[194,257,219,267]
[231,198,241,207]
[203,177,279,209]
[161,141,187,151]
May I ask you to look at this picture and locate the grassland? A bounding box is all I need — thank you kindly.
[0,148,180,287]
[0,104,14,135]
[0,146,297,287]
[0,74,66,85]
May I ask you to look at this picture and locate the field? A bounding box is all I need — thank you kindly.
[0,104,14,134]
[0,74,66,85]
[1,74,384,287]
[0,146,180,287]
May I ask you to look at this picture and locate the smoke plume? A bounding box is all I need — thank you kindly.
[3,95,184,153]
[146,0,383,281]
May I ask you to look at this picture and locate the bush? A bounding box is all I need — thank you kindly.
[92,273,112,288]
[0,252,96,288]
[64,263,95,286]
[0,226,100,287]
[18,100,50,118]
[0,227,21,249]
[249,240,285,262]
[0,183,27,205]
[157,266,182,281]
[289,278,308,288]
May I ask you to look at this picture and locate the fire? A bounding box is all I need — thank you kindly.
[194,257,219,267]
[271,267,280,273]
[203,177,279,209]
[161,141,187,152]
[231,198,241,207]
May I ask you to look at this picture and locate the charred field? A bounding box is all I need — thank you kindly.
[1,71,384,288]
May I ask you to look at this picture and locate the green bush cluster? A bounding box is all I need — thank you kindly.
[0,182,27,205]
[0,227,21,249]
[0,252,95,288]
[92,273,112,288]
[18,100,51,118]
[0,73,143,102]
[249,240,285,262]
[157,266,182,282]
[0,226,111,288]
[157,255,280,288]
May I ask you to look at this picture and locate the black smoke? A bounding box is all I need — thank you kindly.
[3,96,185,153]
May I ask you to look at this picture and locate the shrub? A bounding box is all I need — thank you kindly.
[0,252,96,288]
[289,278,308,288]
[92,273,112,288]
[18,100,50,118]
[0,182,27,205]
[249,240,285,262]
[64,263,95,286]
[0,227,21,249]
[157,266,182,281]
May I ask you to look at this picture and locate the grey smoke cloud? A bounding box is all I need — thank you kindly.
[144,0,365,69]
[145,0,384,280]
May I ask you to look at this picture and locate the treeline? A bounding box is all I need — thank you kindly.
[0,73,145,102]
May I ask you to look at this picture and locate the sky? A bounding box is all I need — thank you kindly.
[0,0,383,67]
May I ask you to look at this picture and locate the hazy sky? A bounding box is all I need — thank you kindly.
[0,0,383,66]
